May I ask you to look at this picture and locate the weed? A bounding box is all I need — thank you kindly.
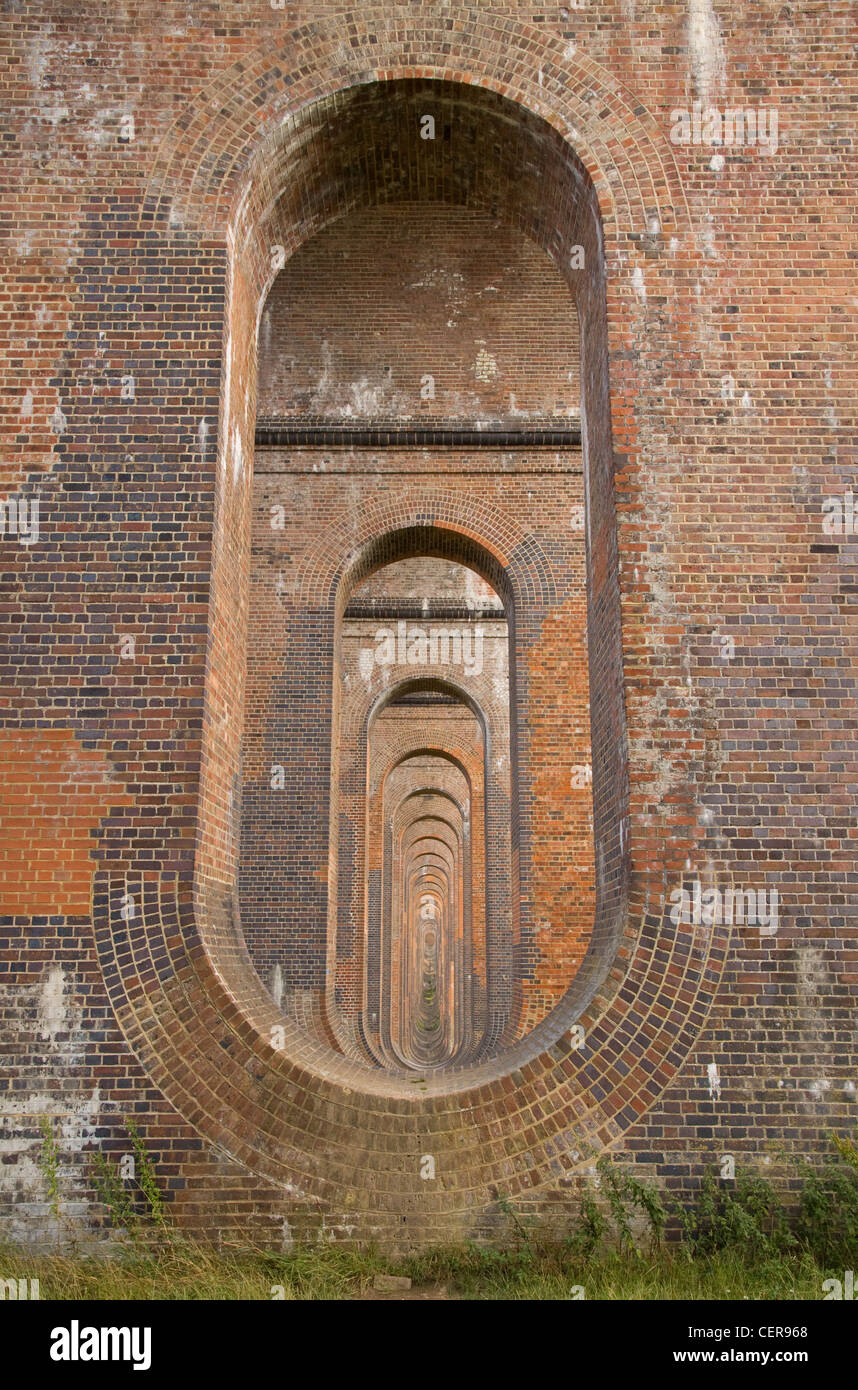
[91,1118,169,1243]
[37,1116,62,1230]
[795,1137,858,1269]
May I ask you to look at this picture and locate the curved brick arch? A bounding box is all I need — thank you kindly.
[93,868,730,1231]
[401,826,459,859]
[362,719,489,1066]
[298,506,556,617]
[355,663,511,1052]
[383,796,465,1071]
[377,742,480,802]
[211,49,652,1087]
[395,787,470,825]
[139,7,689,244]
[361,676,503,762]
[398,811,462,850]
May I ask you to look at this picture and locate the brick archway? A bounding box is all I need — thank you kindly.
[89,9,721,1244]
[139,8,687,241]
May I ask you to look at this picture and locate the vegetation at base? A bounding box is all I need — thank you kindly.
[90,1119,168,1240]
[38,1117,62,1226]
[0,1237,838,1301]
[6,1121,853,1301]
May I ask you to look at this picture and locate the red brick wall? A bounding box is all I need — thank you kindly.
[258,205,580,423]
[1,2,855,1250]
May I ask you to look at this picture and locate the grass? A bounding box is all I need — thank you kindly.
[8,1120,852,1300]
[0,1238,836,1301]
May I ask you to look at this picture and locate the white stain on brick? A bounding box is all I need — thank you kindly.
[700,213,718,260]
[474,347,499,381]
[0,1086,102,1245]
[358,646,375,685]
[271,963,283,1010]
[707,1061,721,1099]
[688,0,727,105]
[39,966,66,1041]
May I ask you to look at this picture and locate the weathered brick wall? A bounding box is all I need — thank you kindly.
[1,2,855,1250]
[257,205,581,423]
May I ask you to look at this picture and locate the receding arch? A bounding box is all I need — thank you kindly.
[232,72,617,1076]
[329,548,512,1070]
[375,752,475,1070]
[81,15,742,1260]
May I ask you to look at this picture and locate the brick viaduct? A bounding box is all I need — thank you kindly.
[1,3,855,1248]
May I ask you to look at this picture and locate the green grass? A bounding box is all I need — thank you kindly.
[0,1238,834,1301]
[403,1245,827,1301]
[12,1122,854,1300]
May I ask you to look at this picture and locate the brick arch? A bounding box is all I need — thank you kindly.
[400,823,460,855]
[376,744,479,806]
[139,7,689,243]
[357,708,490,1065]
[363,675,500,752]
[393,802,464,1070]
[298,508,554,617]
[393,787,469,824]
[341,618,514,1053]
[84,6,732,1242]
[199,45,644,1061]
[93,867,730,1234]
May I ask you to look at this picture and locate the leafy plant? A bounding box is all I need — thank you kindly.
[569,1185,608,1257]
[497,1193,536,1250]
[127,1119,167,1231]
[592,1157,667,1255]
[38,1116,61,1224]
[91,1118,169,1242]
[831,1127,858,1172]
[679,1170,795,1259]
[794,1134,858,1268]
[92,1151,138,1236]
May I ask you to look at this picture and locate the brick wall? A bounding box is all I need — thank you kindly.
[1,1,855,1250]
[257,205,580,423]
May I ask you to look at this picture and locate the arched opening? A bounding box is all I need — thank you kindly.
[363,694,486,1071]
[206,75,628,1089]
[83,20,725,1248]
[334,554,510,1072]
